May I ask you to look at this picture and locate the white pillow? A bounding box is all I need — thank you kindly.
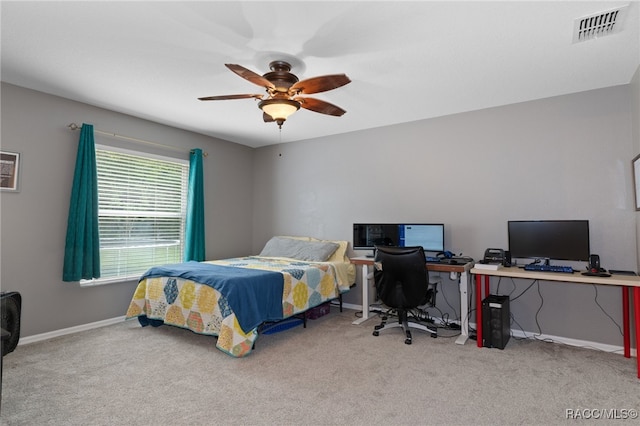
[259,236,339,262]
[310,238,349,262]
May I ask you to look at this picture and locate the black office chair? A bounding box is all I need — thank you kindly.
[372,246,437,344]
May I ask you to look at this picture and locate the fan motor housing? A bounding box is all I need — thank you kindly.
[263,61,299,90]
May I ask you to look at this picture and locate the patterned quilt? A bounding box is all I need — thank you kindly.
[126,256,351,357]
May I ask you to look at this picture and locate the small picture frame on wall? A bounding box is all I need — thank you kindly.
[633,154,640,211]
[1,150,21,192]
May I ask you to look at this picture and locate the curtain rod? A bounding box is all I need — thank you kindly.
[67,123,208,157]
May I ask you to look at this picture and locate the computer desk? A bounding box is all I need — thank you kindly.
[471,266,640,379]
[350,256,475,345]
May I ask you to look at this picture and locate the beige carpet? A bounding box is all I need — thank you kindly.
[1,309,639,425]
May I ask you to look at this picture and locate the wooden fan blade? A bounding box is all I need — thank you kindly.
[289,74,351,94]
[263,112,275,123]
[294,97,346,116]
[226,64,275,89]
[198,94,263,101]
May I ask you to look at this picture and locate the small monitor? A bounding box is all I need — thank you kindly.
[353,223,445,253]
[353,224,399,250]
[398,224,445,253]
[507,220,590,262]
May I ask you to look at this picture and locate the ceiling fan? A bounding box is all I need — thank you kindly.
[199,60,351,128]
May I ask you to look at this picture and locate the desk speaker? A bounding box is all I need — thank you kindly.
[482,294,510,349]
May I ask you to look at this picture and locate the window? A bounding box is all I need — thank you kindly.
[89,146,189,284]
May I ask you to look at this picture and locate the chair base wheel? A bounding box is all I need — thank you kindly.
[373,331,379,336]
[404,338,412,345]
[431,333,437,338]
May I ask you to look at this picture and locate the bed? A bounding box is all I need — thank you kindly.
[125,236,355,357]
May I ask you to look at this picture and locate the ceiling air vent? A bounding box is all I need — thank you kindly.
[573,5,628,43]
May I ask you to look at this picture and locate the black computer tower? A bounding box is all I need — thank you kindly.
[482,294,510,349]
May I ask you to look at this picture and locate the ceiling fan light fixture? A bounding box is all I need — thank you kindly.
[259,99,300,122]
[200,61,350,129]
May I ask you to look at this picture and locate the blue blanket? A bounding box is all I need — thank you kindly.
[139,261,284,332]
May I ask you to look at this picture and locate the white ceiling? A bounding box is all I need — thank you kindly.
[2,1,639,148]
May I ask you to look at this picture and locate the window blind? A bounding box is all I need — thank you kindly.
[95,148,188,281]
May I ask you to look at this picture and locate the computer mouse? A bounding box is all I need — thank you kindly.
[449,259,458,265]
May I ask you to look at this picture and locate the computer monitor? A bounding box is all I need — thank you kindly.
[352,224,398,249]
[507,220,590,262]
[399,224,445,252]
[353,223,445,253]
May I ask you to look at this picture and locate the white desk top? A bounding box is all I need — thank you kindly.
[351,256,474,273]
[471,266,640,287]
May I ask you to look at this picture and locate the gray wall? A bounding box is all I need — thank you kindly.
[3,75,639,349]
[253,83,637,347]
[0,83,254,337]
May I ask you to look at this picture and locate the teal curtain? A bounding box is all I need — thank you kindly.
[185,148,205,261]
[63,123,100,281]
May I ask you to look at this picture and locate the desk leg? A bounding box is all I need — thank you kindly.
[352,264,372,325]
[476,274,483,348]
[623,286,630,358]
[634,287,640,379]
[455,270,470,345]
[484,275,490,297]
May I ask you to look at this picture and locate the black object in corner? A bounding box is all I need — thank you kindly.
[1,291,21,356]
[1,291,21,415]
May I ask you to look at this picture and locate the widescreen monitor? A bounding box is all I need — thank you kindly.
[507,220,590,262]
[353,223,445,253]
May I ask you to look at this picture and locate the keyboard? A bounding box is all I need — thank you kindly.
[524,264,574,274]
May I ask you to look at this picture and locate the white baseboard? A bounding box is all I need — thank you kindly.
[18,316,127,346]
[18,308,637,359]
[342,303,636,357]
[463,319,636,357]
[341,302,361,312]
[506,327,637,357]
